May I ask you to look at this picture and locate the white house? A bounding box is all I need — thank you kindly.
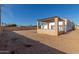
[37,16,74,36]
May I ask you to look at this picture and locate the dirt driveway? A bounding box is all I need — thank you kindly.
[0,31,64,54]
[14,30,79,54]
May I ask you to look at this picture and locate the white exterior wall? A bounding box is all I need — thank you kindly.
[40,19,73,32]
[65,19,73,32]
[41,22,48,29]
[49,22,63,31]
[41,22,64,31]
[58,21,63,31]
[49,22,55,30]
[43,24,48,29]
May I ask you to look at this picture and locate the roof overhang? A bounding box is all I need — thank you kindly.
[37,16,65,22]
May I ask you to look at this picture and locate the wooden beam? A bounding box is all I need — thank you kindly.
[54,18,59,36]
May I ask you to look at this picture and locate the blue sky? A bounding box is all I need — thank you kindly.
[1,4,79,26]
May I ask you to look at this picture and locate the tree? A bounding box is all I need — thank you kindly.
[6,24,17,27]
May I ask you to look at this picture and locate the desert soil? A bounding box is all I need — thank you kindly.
[0,29,79,54]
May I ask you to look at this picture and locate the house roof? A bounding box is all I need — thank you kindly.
[37,16,64,22]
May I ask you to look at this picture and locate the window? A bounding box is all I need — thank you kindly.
[42,25,44,29]
[59,26,63,31]
[51,25,54,30]
[41,23,48,30]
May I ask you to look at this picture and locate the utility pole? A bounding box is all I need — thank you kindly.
[0,4,1,31]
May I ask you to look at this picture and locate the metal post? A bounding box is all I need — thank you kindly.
[37,21,39,29]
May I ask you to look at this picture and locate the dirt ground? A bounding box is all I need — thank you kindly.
[14,29,79,54]
[0,29,79,54]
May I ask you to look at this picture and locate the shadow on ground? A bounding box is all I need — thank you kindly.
[0,31,66,54]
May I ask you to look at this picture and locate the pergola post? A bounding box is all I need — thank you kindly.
[47,22,49,29]
[54,18,59,36]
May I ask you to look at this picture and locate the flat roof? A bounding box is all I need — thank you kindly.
[37,16,64,22]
